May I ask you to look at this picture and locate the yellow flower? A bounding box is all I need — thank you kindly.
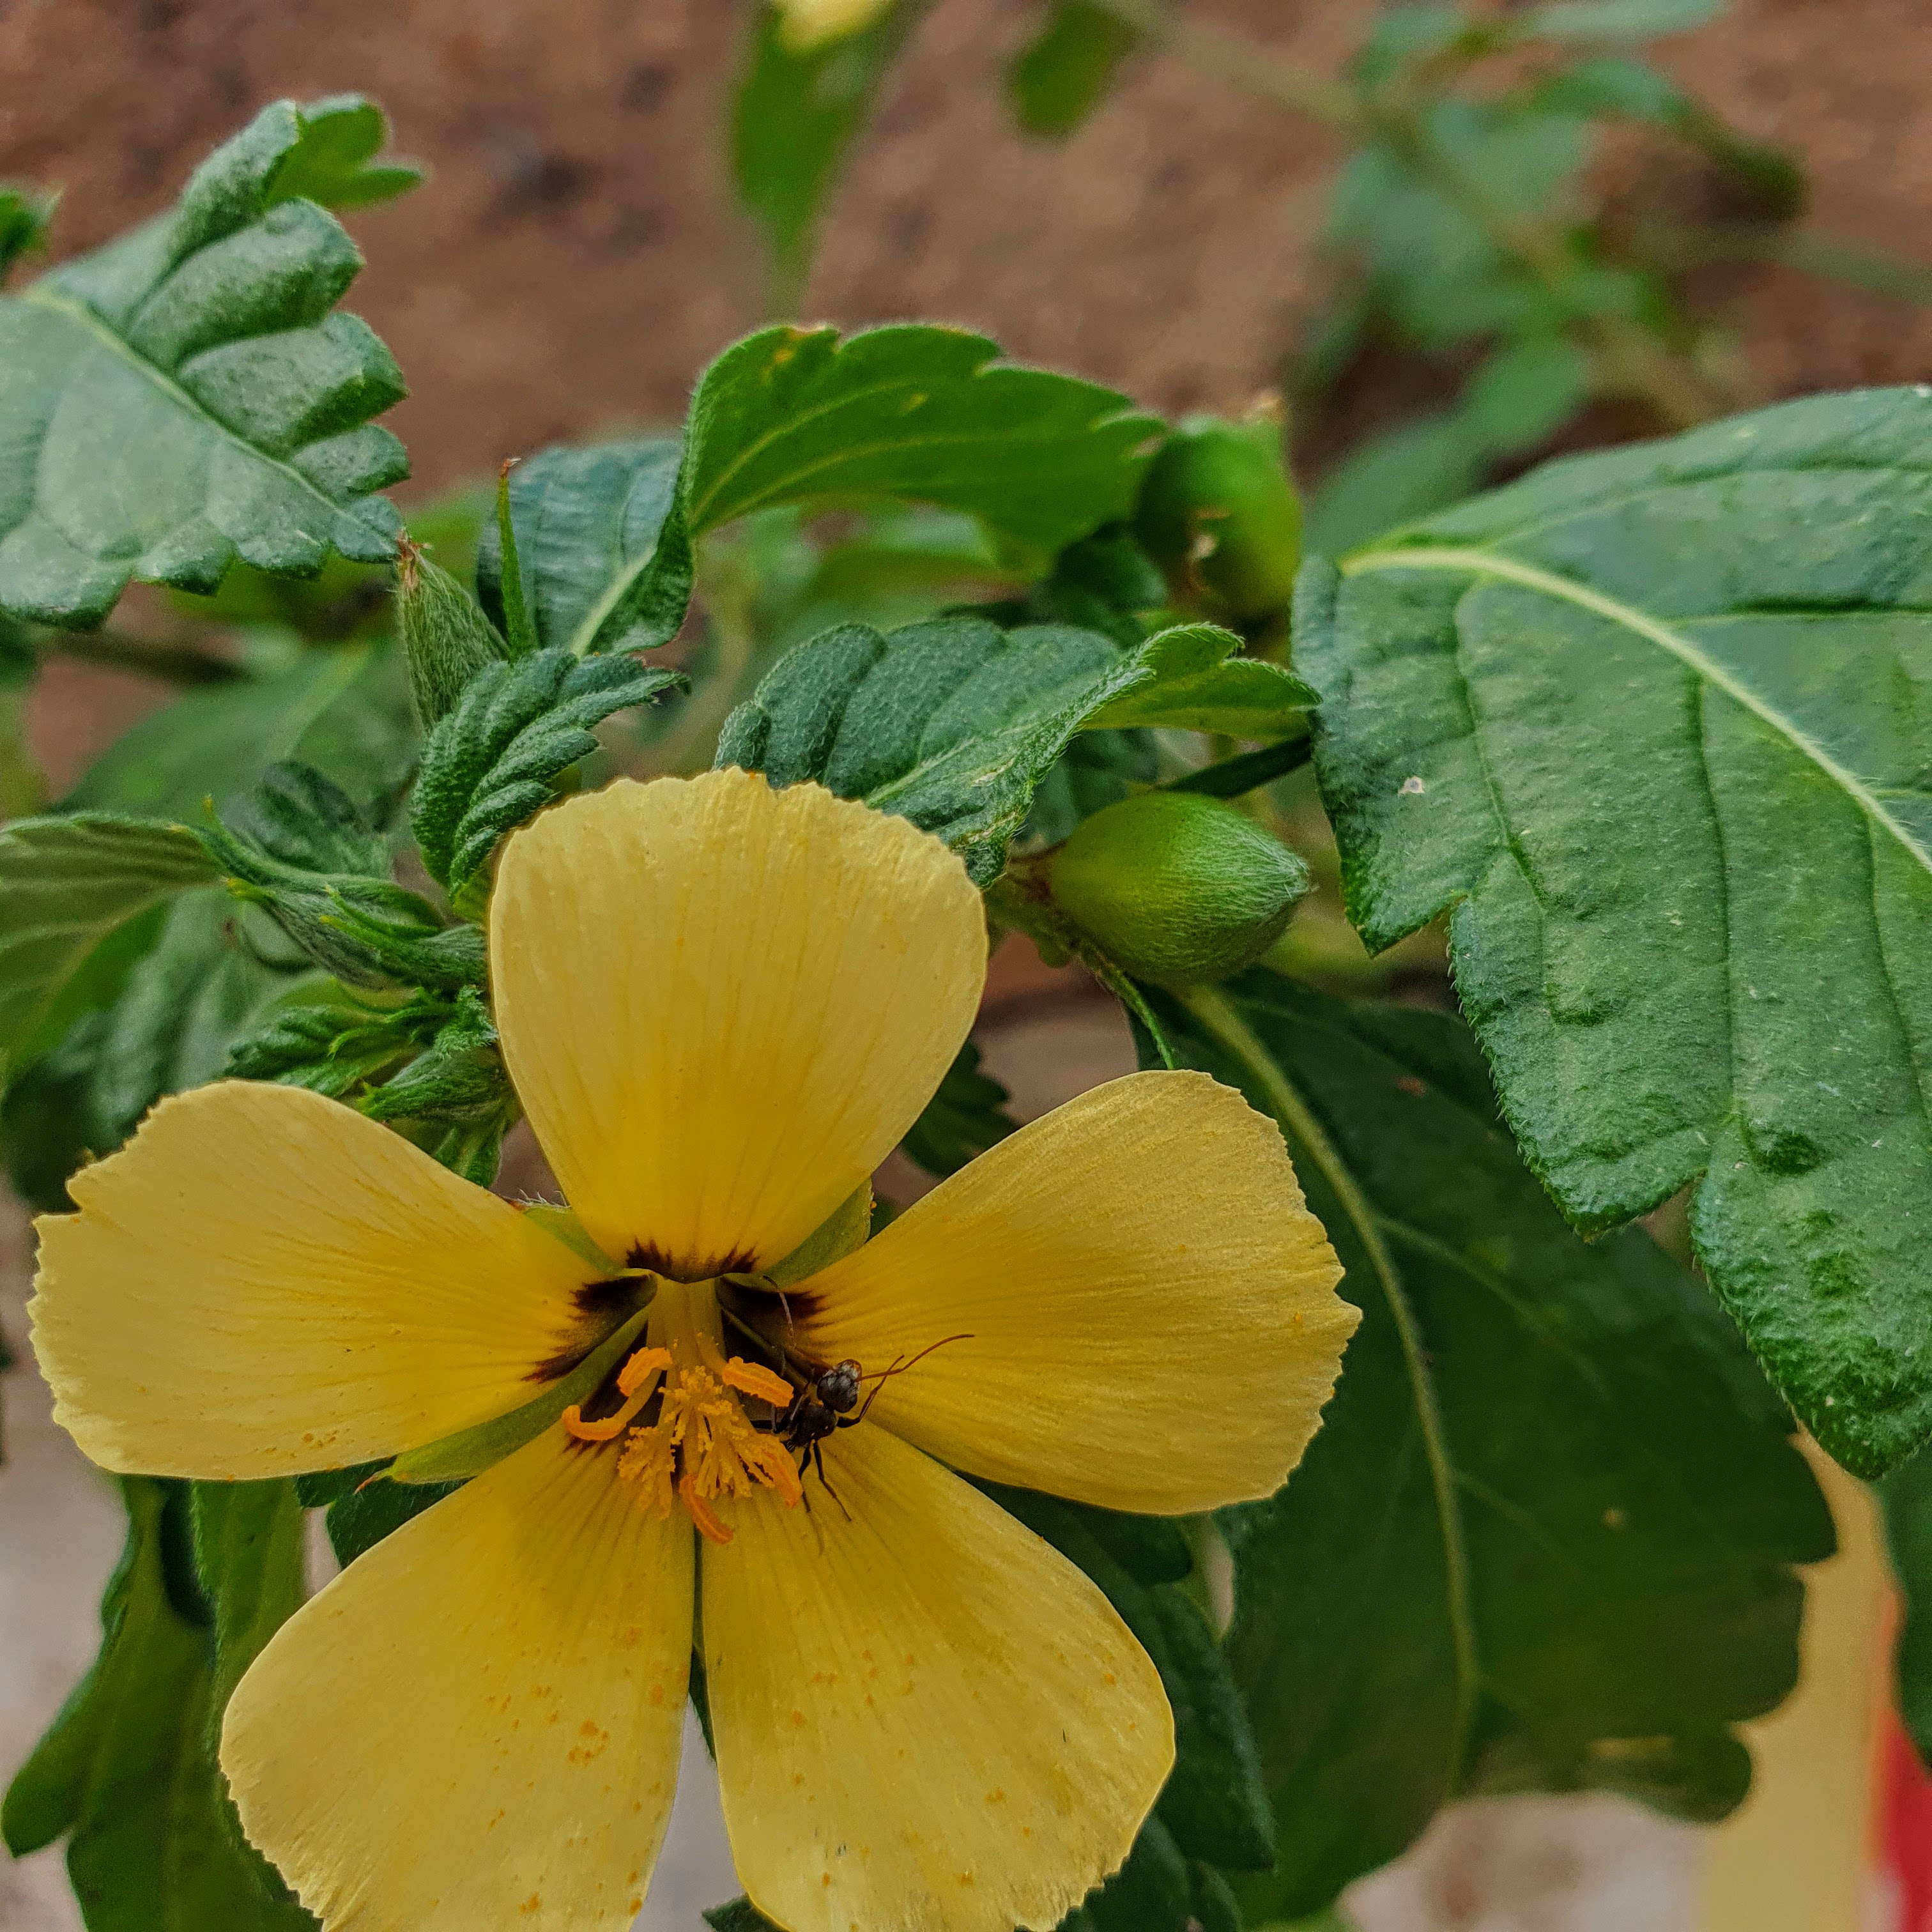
[770,0,898,53]
[29,770,1357,1932]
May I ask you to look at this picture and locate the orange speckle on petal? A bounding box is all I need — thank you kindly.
[519,1895,541,1915]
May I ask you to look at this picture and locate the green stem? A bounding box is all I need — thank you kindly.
[44,627,247,686]
[1174,981,1480,1786]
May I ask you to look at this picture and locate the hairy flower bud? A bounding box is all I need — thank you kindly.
[1135,399,1303,626]
[396,538,510,730]
[1050,790,1311,988]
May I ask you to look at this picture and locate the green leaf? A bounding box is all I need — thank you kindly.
[1884,1447,1932,1769]
[1008,2,1143,140]
[1145,976,1831,1915]
[1164,737,1312,801]
[900,1039,1019,1177]
[408,647,684,895]
[1303,414,1486,560]
[0,98,411,628]
[732,3,932,298]
[1527,0,1724,38]
[295,1461,461,1567]
[2,1477,316,1931]
[1301,387,1932,1476]
[66,641,416,819]
[188,1479,307,1723]
[629,325,1162,649]
[715,614,1306,883]
[1061,1813,1191,1931]
[1,183,57,280]
[989,1485,1275,1873]
[477,437,684,659]
[0,814,216,1082]
[257,93,424,212]
[704,1900,783,1932]
[1459,335,1594,456]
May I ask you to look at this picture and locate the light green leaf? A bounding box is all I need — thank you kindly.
[716,614,1308,882]
[189,1479,307,1721]
[1149,976,1830,1917]
[1084,624,1315,735]
[1527,0,1724,39]
[1303,413,1486,560]
[0,814,216,1081]
[259,93,424,211]
[624,325,1161,651]
[733,3,933,298]
[1301,387,1932,1476]
[66,641,414,818]
[0,98,410,628]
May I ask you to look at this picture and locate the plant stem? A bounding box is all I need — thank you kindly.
[43,627,246,686]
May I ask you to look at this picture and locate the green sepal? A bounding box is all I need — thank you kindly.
[521,1202,622,1272]
[0,183,57,280]
[388,1301,654,1485]
[395,539,509,728]
[767,1182,874,1289]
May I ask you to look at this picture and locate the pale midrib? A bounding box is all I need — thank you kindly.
[1344,545,1932,880]
[1175,983,1481,1788]
[20,287,365,538]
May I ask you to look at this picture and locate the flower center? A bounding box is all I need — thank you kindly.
[560,1277,802,1544]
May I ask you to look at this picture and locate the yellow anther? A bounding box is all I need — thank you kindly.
[721,1357,793,1407]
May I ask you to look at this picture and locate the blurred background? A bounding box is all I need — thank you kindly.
[3,1,1930,1926]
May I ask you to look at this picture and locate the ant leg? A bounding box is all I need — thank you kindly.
[794,1446,814,1514]
[812,1440,854,1522]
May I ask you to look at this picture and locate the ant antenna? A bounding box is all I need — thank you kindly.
[856,1333,974,1384]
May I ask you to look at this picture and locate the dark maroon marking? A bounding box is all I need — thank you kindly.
[574,1276,636,1316]
[626,1243,758,1282]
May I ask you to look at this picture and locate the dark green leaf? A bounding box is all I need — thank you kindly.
[188,1480,307,1732]
[1008,2,1143,140]
[900,1040,1020,1177]
[704,1899,783,1932]
[1186,1860,1245,1932]
[477,437,684,658]
[0,813,216,1081]
[1164,737,1312,801]
[1303,414,1487,560]
[732,3,933,295]
[988,1485,1276,1873]
[1144,976,1830,1915]
[66,641,417,820]
[1301,387,1932,1476]
[631,325,1162,648]
[1023,728,1158,847]
[2,1477,316,1930]
[316,1469,459,1568]
[1884,1448,1932,1769]
[0,183,57,280]
[0,99,410,628]
[716,615,1307,883]
[1062,1813,1191,1932]
[408,647,684,894]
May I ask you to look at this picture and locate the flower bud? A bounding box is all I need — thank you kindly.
[396,537,509,730]
[1050,790,1311,988]
[1135,399,1302,625]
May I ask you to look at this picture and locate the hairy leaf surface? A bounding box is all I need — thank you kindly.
[1144,975,1831,1916]
[716,615,1309,882]
[0,99,413,626]
[1301,387,1932,1476]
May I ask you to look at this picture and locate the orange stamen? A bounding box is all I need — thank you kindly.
[561,1344,674,1441]
[679,1471,734,1545]
[721,1356,793,1407]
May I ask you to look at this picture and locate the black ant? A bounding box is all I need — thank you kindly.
[754,1335,971,1515]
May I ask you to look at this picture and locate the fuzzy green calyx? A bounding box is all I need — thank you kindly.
[1049,790,1310,988]
[1135,401,1302,626]
[396,539,510,729]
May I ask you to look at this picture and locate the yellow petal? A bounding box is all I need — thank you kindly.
[31,1081,603,1478]
[224,1428,693,1932]
[702,1424,1170,1932]
[491,771,985,1277]
[793,1070,1357,1514]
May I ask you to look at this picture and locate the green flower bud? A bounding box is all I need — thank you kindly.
[1050,790,1311,988]
[396,538,509,730]
[1135,399,1302,625]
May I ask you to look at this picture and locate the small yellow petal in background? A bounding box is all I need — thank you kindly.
[224,1429,693,1932]
[703,1425,1170,1932]
[770,0,897,53]
[31,1082,601,1479]
[794,1070,1357,1514]
[491,772,985,1279]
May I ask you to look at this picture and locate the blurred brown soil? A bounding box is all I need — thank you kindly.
[5,0,1932,776]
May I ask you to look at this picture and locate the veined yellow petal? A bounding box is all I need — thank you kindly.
[224,1428,693,1932]
[792,1070,1357,1514]
[31,1082,604,1479]
[491,771,985,1278]
[702,1425,1170,1932]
